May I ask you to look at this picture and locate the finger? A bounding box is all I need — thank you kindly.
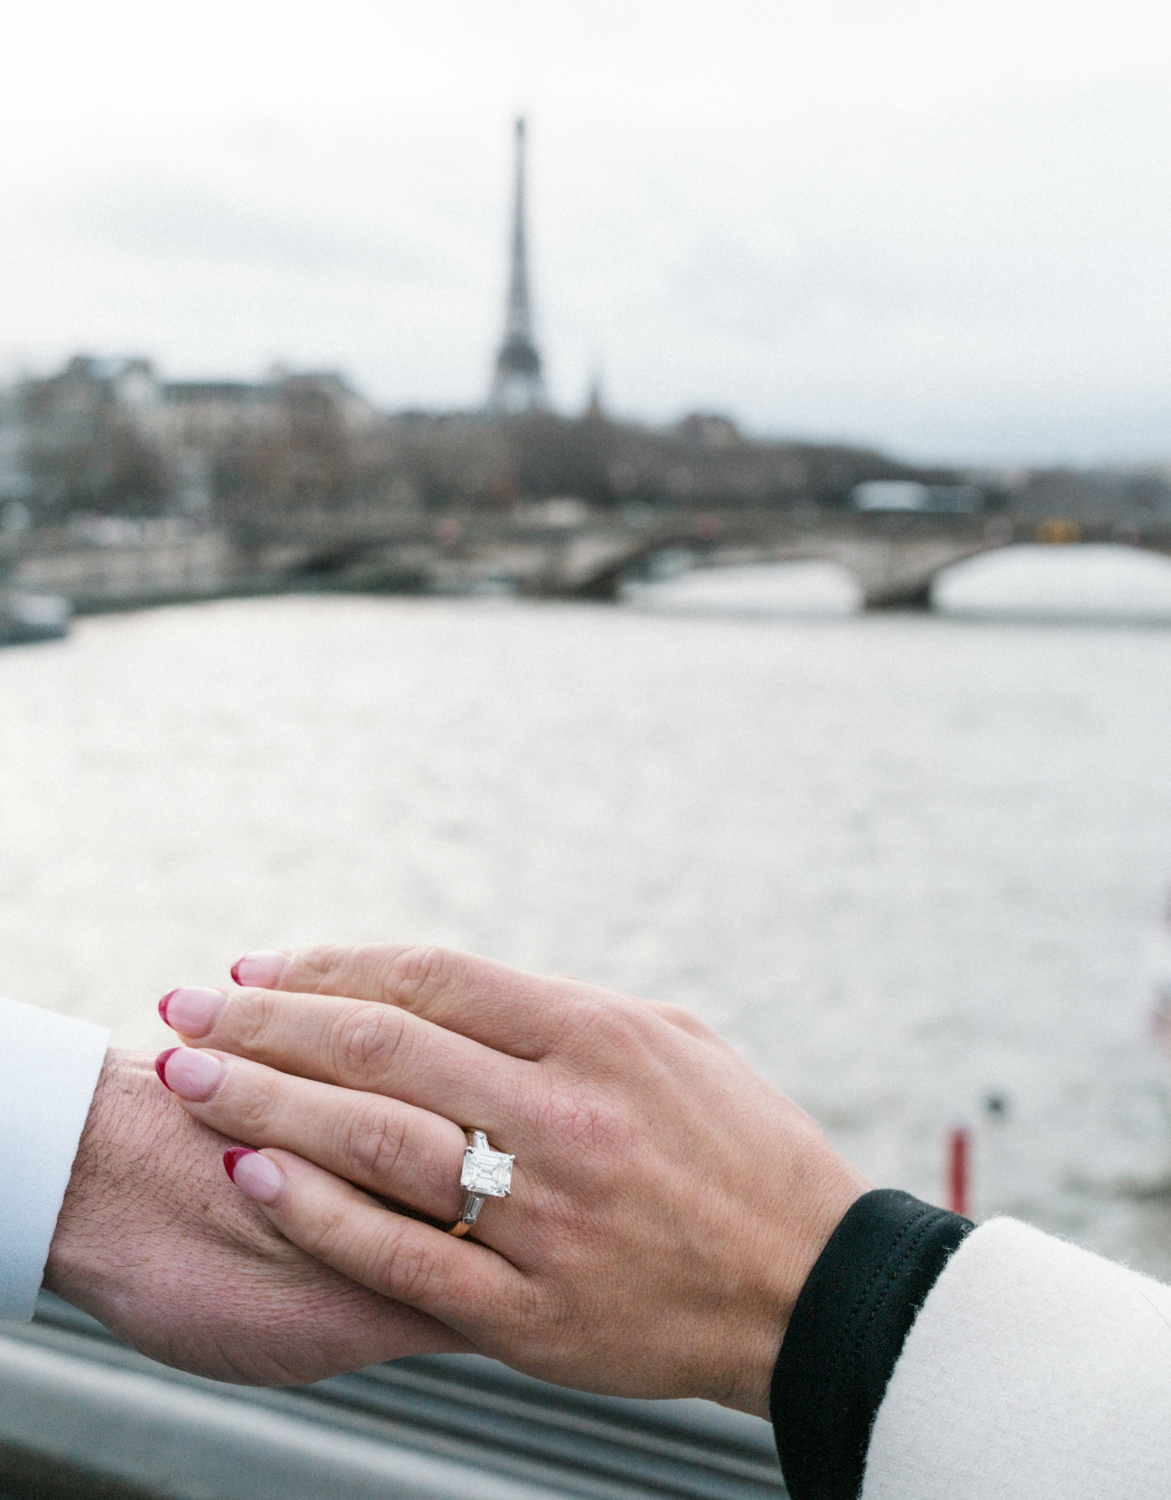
[230,945,580,1057]
[226,1147,529,1334]
[156,1047,468,1221]
[162,985,527,1131]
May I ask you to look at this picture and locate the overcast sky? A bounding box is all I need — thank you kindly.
[2,0,1170,463]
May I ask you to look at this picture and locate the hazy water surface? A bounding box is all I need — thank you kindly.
[3,557,1171,1273]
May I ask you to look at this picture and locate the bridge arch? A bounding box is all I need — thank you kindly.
[930,540,1171,619]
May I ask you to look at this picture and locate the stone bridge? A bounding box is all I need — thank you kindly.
[275,508,1171,610]
[6,509,1171,613]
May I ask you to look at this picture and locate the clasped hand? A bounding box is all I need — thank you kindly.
[155,945,868,1418]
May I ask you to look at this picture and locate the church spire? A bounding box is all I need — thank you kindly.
[489,117,545,414]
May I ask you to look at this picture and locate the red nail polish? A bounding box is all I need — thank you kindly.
[223,1147,257,1182]
[155,1047,180,1090]
[158,990,177,1025]
[229,960,244,985]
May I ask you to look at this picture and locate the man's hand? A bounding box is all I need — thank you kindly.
[157,946,869,1416]
[44,1049,470,1384]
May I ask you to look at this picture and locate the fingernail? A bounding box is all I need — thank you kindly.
[154,1047,179,1090]
[223,1148,286,1204]
[155,1047,226,1101]
[230,952,287,988]
[158,987,225,1037]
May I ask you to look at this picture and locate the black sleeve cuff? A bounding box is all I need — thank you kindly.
[770,1188,973,1500]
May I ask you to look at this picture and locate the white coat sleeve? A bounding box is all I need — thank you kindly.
[0,996,109,1321]
[862,1217,1171,1499]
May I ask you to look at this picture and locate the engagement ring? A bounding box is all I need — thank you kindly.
[448,1130,514,1237]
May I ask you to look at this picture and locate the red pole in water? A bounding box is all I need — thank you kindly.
[947,1126,970,1217]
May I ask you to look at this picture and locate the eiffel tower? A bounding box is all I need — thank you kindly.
[489,118,545,414]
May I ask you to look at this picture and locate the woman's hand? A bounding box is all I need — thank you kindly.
[157,946,868,1417]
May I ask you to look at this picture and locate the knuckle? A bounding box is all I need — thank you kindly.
[650,1002,710,1039]
[340,1104,409,1186]
[651,1001,691,1028]
[328,1004,413,1083]
[227,1067,284,1139]
[378,944,457,1010]
[231,990,289,1059]
[289,945,338,992]
[375,1229,439,1304]
[567,994,656,1060]
[600,999,655,1043]
[301,1193,353,1261]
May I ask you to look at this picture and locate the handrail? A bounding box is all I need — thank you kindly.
[0,1294,786,1500]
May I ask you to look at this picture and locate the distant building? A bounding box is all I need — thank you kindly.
[5,358,381,524]
[1012,467,1171,520]
[163,380,277,444]
[676,413,742,450]
[0,384,31,522]
[851,479,985,514]
[17,357,170,519]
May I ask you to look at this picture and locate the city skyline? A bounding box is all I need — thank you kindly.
[2,2,1171,464]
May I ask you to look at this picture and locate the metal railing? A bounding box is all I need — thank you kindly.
[0,1295,786,1500]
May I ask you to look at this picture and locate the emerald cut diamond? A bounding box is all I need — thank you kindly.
[460,1132,514,1197]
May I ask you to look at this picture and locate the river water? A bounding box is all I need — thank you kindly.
[3,548,1171,1275]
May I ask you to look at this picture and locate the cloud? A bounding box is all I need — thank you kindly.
[63,178,449,281]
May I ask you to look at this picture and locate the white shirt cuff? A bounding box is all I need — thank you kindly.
[0,997,109,1321]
